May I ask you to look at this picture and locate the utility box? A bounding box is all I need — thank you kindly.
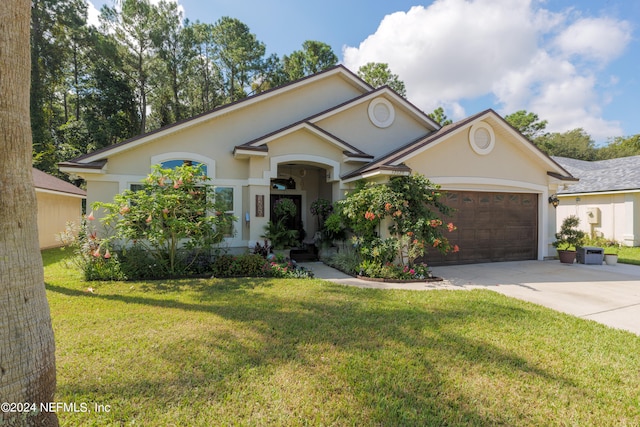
[586,207,600,224]
[576,246,603,265]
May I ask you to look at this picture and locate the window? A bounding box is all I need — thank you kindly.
[215,187,234,237]
[160,160,208,176]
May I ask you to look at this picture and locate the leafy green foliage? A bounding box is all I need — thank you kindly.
[536,128,597,160]
[357,62,406,97]
[505,110,548,141]
[93,164,235,275]
[597,134,640,159]
[282,40,338,81]
[427,107,452,126]
[263,198,299,249]
[210,16,266,103]
[553,215,587,251]
[336,174,457,278]
[56,220,127,281]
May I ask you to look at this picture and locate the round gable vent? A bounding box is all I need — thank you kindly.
[368,98,395,128]
[469,121,495,155]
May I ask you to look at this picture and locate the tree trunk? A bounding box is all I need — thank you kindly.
[0,1,58,426]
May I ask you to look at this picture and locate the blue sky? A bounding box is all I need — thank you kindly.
[88,0,639,144]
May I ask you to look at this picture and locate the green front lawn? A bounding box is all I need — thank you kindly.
[44,249,640,426]
[618,246,640,265]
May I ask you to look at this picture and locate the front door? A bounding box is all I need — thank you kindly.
[270,194,303,240]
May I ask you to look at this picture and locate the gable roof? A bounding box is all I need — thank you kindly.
[32,168,86,197]
[554,155,640,194]
[233,85,439,161]
[59,65,375,170]
[342,109,576,182]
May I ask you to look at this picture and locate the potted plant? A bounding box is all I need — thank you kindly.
[262,198,298,254]
[603,240,620,266]
[553,215,586,264]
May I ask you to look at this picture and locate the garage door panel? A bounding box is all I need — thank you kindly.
[424,191,538,266]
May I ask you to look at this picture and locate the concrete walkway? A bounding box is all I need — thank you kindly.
[300,260,640,335]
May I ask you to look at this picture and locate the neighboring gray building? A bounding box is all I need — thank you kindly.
[553,156,640,246]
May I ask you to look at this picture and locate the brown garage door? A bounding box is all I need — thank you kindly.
[426,191,538,265]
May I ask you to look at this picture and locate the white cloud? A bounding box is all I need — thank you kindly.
[86,0,100,28]
[342,0,632,141]
[554,17,632,63]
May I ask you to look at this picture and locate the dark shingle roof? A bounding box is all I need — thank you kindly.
[32,168,86,197]
[553,155,640,194]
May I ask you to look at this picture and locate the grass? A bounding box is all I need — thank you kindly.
[618,246,640,265]
[44,249,640,426]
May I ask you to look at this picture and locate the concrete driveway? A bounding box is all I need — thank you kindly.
[431,260,640,335]
[302,260,640,335]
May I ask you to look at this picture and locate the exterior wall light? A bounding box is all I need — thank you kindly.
[548,194,560,208]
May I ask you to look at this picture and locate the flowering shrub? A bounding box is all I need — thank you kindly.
[92,164,235,276]
[264,261,314,279]
[336,174,458,279]
[57,220,126,281]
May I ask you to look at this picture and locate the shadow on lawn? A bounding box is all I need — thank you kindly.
[48,279,602,425]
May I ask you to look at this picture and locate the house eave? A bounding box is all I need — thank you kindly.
[35,187,86,199]
[58,160,107,176]
[557,188,640,197]
[547,171,579,182]
[233,147,269,159]
[342,166,412,183]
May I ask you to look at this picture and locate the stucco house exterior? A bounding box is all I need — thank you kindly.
[553,156,640,247]
[59,65,576,265]
[33,168,86,249]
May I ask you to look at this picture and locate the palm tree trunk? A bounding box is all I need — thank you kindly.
[0,1,58,426]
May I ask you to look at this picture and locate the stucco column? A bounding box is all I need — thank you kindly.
[248,184,270,248]
[545,187,559,259]
[623,193,636,246]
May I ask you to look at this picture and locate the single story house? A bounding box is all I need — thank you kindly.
[553,156,640,247]
[60,65,576,265]
[33,168,86,249]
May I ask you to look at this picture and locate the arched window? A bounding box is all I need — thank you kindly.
[160,159,208,176]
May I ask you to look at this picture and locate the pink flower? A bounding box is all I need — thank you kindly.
[173,179,183,189]
[92,248,101,257]
[433,239,441,248]
[146,214,152,223]
[453,245,460,253]
[119,205,130,215]
[104,249,111,259]
[447,222,456,232]
[87,211,95,221]
[364,211,376,221]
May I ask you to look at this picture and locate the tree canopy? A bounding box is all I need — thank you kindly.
[357,62,406,97]
[28,3,638,178]
[428,107,452,126]
[29,2,339,177]
[505,110,639,161]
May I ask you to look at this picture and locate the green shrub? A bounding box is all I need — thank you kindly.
[93,164,235,276]
[211,254,235,277]
[57,220,126,281]
[231,254,268,277]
